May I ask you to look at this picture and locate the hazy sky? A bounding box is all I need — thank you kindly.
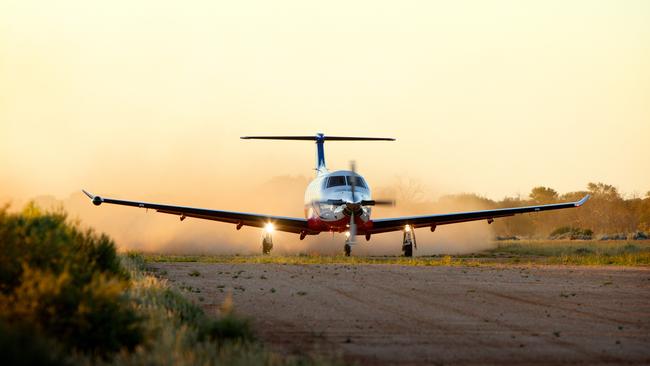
[2,0,649,205]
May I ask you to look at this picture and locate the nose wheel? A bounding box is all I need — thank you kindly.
[344,243,351,256]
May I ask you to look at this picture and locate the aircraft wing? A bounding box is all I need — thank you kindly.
[369,195,590,234]
[82,190,310,234]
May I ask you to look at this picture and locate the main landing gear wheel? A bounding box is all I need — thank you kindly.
[344,244,351,256]
[262,241,273,255]
[262,234,273,255]
[402,225,416,257]
[403,244,413,257]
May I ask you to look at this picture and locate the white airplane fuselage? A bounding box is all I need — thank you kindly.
[303,170,373,235]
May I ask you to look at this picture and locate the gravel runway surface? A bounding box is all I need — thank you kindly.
[151,262,650,365]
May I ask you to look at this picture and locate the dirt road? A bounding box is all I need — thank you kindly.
[151,262,650,365]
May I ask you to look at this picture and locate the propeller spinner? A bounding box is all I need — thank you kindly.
[345,160,394,244]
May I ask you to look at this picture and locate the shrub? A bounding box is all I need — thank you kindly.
[549,226,573,238]
[0,204,143,357]
[200,313,254,342]
[549,226,593,240]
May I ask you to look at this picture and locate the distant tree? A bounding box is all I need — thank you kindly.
[584,183,632,233]
[360,180,646,237]
[529,187,559,204]
[395,177,426,204]
[493,196,535,237]
[638,194,650,231]
[587,182,621,201]
[556,191,590,229]
[527,187,561,235]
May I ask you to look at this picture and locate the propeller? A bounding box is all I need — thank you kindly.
[346,161,395,242]
[348,161,358,244]
[313,199,395,206]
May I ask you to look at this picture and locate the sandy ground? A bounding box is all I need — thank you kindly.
[151,262,650,365]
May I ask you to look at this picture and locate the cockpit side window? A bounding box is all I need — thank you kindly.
[326,176,347,188]
[347,176,367,188]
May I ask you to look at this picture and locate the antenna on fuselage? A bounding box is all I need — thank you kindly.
[240,133,395,174]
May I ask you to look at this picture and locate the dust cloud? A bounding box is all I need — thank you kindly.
[20,176,495,256]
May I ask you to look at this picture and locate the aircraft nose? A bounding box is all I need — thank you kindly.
[340,191,359,204]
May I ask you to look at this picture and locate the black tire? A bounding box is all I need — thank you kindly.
[262,240,273,255]
[403,244,413,257]
[344,244,351,256]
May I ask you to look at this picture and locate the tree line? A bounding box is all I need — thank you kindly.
[381,182,650,238]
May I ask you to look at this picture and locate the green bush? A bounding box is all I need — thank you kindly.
[0,204,142,358]
[549,226,593,240]
[200,313,254,342]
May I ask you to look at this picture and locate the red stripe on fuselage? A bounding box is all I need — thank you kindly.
[307,215,373,233]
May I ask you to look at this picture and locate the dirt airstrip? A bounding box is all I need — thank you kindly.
[151,261,650,365]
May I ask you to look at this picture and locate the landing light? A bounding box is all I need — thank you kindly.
[264,223,275,233]
[405,225,411,232]
[345,231,350,238]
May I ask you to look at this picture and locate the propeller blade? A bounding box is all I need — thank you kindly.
[360,199,395,206]
[348,212,357,243]
[372,199,396,206]
[349,160,357,203]
[315,199,395,207]
[312,199,345,206]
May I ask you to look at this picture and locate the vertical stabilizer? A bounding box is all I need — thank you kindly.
[315,133,327,173]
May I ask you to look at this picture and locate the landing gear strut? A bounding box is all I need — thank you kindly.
[402,225,416,257]
[262,232,273,255]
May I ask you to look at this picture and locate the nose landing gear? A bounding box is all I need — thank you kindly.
[344,232,354,256]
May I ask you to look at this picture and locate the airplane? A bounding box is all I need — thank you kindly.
[83,133,590,256]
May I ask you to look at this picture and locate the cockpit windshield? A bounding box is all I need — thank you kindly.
[326,176,347,188]
[324,175,368,188]
[347,176,367,188]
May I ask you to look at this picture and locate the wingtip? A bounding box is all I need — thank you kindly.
[575,194,591,207]
[82,189,103,206]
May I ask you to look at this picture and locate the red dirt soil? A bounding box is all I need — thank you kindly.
[152,262,650,365]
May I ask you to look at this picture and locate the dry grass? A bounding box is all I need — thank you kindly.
[145,254,473,266]
[109,253,346,366]
[144,240,650,267]
[486,240,650,265]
